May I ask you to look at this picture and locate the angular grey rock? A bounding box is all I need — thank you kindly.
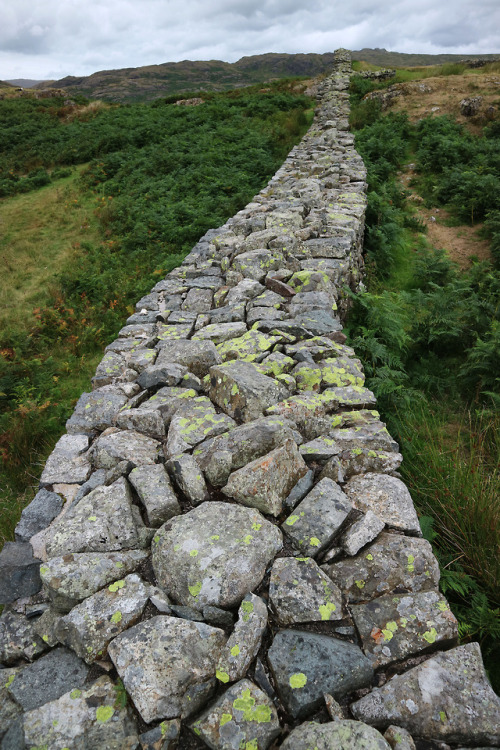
[22,676,137,749]
[40,549,149,612]
[166,402,236,456]
[295,310,342,335]
[66,389,128,435]
[324,693,344,721]
[191,679,280,750]
[39,434,91,486]
[282,478,352,557]
[142,386,199,425]
[136,363,188,390]
[56,573,150,663]
[351,591,458,668]
[329,423,397,454]
[89,429,160,469]
[157,322,194,341]
[351,643,500,746]
[0,668,22,741]
[216,329,281,364]
[267,629,374,718]
[265,391,337,440]
[93,350,126,386]
[166,453,210,505]
[210,361,289,423]
[323,385,377,408]
[222,439,307,516]
[209,302,246,324]
[5,647,88,711]
[225,279,265,306]
[324,532,440,603]
[46,478,142,557]
[0,542,42,604]
[73,469,107,503]
[108,615,226,723]
[155,339,222,378]
[182,287,214,312]
[384,725,417,750]
[269,556,343,625]
[0,608,47,664]
[281,720,391,750]
[331,449,403,482]
[139,719,181,750]
[192,321,248,343]
[344,473,421,534]
[14,489,63,543]
[129,464,181,527]
[341,511,386,556]
[127,347,158,373]
[216,593,268,684]
[169,604,205,621]
[115,407,166,439]
[203,605,234,629]
[152,501,282,609]
[232,249,284,283]
[284,468,315,511]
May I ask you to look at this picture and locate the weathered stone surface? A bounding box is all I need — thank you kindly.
[192,321,248,343]
[142,386,198,425]
[108,615,226,723]
[341,511,386,556]
[344,473,421,534]
[351,591,458,667]
[284,468,315,511]
[281,720,391,750]
[157,322,194,341]
[46,478,142,557]
[56,573,150,663]
[222,439,307,516]
[115,407,166,439]
[40,434,91,486]
[40,549,149,612]
[22,676,137,749]
[166,453,210,505]
[351,643,500,745]
[325,448,403,482]
[0,542,42,604]
[166,402,236,456]
[216,594,268,684]
[5,646,88,711]
[195,416,298,487]
[210,360,289,423]
[129,464,181,527]
[152,501,282,609]
[216,329,281,363]
[324,693,344,721]
[89,429,160,469]
[384,725,416,750]
[324,532,440,603]
[155,339,222,377]
[269,556,343,625]
[324,385,377,408]
[14,489,63,543]
[66,389,128,435]
[127,347,158,373]
[182,287,214,312]
[0,667,22,740]
[139,719,181,749]
[267,630,374,718]
[191,679,280,750]
[0,608,47,664]
[266,391,338,440]
[225,278,265,306]
[282,478,352,557]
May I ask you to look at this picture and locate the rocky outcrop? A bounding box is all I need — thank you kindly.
[1,49,498,750]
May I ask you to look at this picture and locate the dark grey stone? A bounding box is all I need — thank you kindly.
[137,363,188,390]
[15,490,63,543]
[267,629,374,718]
[0,543,42,604]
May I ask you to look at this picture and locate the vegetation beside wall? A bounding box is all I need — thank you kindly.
[348,75,500,689]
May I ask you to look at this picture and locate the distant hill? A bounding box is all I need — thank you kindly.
[39,49,500,103]
[5,78,50,88]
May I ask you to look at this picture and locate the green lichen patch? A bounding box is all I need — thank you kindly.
[289,672,307,689]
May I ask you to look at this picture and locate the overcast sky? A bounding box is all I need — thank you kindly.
[1,0,499,81]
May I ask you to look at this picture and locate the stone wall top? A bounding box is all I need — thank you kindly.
[1,49,498,750]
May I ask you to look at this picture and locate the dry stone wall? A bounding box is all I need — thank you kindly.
[1,49,499,750]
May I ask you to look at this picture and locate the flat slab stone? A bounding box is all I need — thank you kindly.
[155,339,222,378]
[89,429,160,469]
[56,573,150,663]
[351,591,458,667]
[282,478,352,557]
[267,629,374,718]
[222,439,307,516]
[129,464,181,527]
[0,542,42,604]
[216,329,281,363]
[323,385,377,408]
[22,676,137,749]
[192,321,248,343]
[281,720,391,750]
[166,402,236,456]
[269,556,343,625]
[40,549,149,612]
[343,473,421,534]
[351,643,500,746]
[115,407,166,439]
[210,361,290,423]
[40,434,91,486]
[216,593,268,685]
[340,510,385,556]
[66,389,128,435]
[46,478,142,557]
[323,532,440,603]
[191,679,280,750]
[152,501,282,609]
[108,615,226,723]
[5,646,88,712]
[14,489,63,543]
[266,391,339,440]
[142,386,199,425]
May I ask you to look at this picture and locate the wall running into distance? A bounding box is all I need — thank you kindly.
[1,49,499,750]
